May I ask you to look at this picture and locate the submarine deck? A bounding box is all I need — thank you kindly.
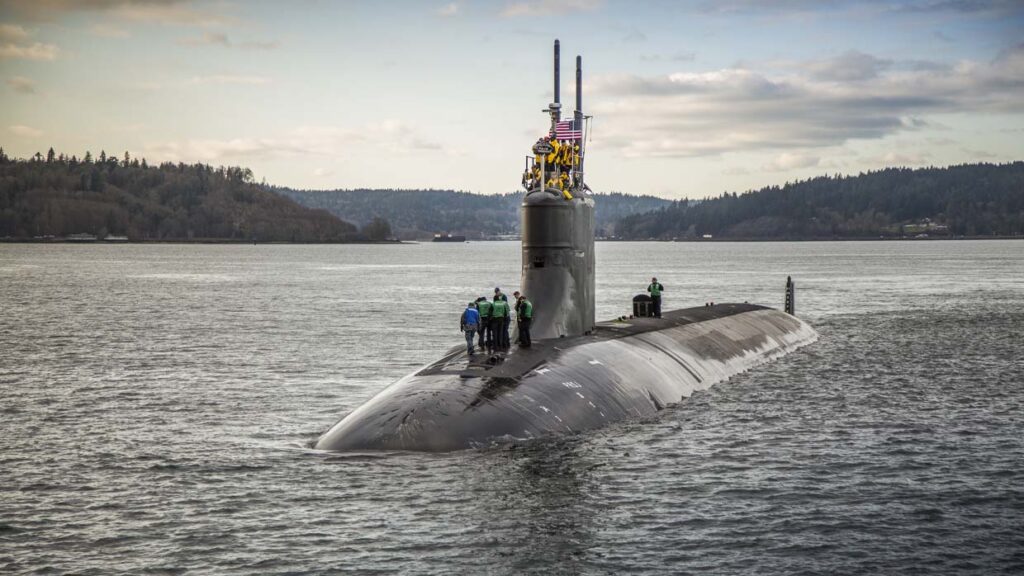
[315,302,815,451]
[423,302,768,383]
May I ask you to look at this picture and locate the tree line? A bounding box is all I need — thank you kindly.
[0,147,363,242]
[276,187,672,240]
[615,163,1024,240]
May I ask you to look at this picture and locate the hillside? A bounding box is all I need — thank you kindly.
[616,163,1024,240]
[276,188,672,240]
[0,149,359,242]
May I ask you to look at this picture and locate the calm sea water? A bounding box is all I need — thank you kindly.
[2,241,1022,575]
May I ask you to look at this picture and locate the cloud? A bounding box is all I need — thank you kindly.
[903,59,953,72]
[178,30,229,46]
[177,31,280,49]
[695,0,845,14]
[0,42,59,60]
[762,152,820,171]
[623,29,646,43]
[90,22,130,37]
[146,138,296,161]
[436,2,459,16]
[500,0,600,17]
[722,166,751,175]
[892,0,1021,14]
[312,167,335,177]
[0,23,30,42]
[588,45,1024,159]
[187,75,271,85]
[113,2,233,27]
[640,51,696,63]
[5,1,234,28]
[7,76,35,93]
[804,50,892,82]
[960,147,998,159]
[143,121,446,164]
[10,125,43,137]
[0,23,59,60]
[873,151,932,166]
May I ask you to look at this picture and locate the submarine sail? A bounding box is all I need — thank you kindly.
[313,41,817,452]
[520,42,594,339]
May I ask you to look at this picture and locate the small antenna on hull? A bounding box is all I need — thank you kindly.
[554,39,561,110]
[575,55,582,115]
[575,54,584,188]
[548,40,562,133]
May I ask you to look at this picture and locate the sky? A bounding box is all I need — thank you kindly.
[1,0,1022,199]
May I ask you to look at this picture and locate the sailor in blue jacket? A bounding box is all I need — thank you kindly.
[460,302,481,355]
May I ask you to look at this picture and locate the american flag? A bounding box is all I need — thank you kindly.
[555,119,582,140]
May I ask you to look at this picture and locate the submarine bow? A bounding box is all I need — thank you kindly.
[315,305,817,451]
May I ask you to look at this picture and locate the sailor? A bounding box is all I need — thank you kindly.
[475,296,492,351]
[495,287,511,349]
[536,136,553,162]
[512,290,522,342]
[560,141,572,168]
[514,291,533,348]
[491,290,511,350]
[546,139,561,165]
[460,302,481,355]
[647,277,665,318]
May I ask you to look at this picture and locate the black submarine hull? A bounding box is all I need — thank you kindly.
[314,303,817,452]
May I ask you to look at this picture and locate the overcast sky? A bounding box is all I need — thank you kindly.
[1,0,1022,198]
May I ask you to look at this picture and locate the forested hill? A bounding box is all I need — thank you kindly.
[616,162,1024,240]
[0,148,359,242]
[276,188,671,239]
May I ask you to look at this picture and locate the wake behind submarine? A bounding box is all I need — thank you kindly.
[315,41,818,452]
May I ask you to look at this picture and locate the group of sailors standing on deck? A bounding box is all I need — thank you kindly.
[458,278,665,356]
[522,136,582,196]
[459,288,533,356]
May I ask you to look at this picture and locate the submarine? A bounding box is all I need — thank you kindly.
[314,41,818,452]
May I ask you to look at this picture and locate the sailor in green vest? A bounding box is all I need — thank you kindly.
[491,289,511,350]
[647,277,665,318]
[475,296,492,351]
[513,290,533,348]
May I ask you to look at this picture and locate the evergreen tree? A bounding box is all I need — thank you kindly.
[47,147,56,163]
[361,216,392,241]
[0,148,360,242]
[84,151,93,164]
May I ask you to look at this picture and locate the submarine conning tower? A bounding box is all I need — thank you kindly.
[520,40,595,340]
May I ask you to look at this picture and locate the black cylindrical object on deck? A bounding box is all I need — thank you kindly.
[633,294,653,318]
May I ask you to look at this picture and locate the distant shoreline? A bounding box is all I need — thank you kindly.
[599,235,1024,242]
[2,236,1021,244]
[0,238,403,245]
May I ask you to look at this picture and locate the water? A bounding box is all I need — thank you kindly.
[2,241,1022,574]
